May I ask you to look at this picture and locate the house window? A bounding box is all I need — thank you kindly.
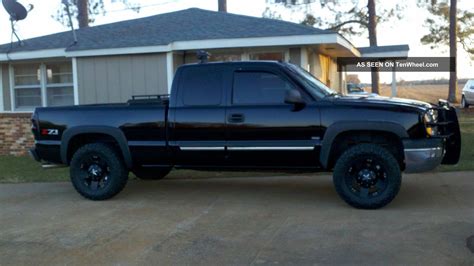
[250,52,284,61]
[12,61,74,110]
[45,62,74,107]
[13,64,42,109]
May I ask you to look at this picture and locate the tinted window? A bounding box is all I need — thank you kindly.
[180,67,222,106]
[233,71,294,105]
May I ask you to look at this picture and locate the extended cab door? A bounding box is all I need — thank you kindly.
[225,65,322,168]
[169,65,228,166]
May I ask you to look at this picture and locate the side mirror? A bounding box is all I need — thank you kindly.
[285,89,304,104]
[285,89,306,110]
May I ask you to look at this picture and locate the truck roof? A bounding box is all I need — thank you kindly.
[180,60,288,68]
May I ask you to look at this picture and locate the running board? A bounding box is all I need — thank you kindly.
[42,164,66,169]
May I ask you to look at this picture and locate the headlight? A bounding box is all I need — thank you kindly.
[423,109,438,136]
[426,126,434,136]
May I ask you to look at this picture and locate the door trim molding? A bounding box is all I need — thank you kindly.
[228,147,315,151]
[180,147,225,151]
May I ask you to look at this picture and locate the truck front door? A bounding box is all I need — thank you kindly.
[225,66,322,168]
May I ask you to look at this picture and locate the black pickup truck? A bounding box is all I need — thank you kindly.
[30,61,461,209]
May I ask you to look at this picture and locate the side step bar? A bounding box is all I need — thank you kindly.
[42,164,66,169]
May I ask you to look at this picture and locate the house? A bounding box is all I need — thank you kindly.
[0,8,409,155]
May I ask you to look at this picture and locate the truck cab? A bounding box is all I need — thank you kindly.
[169,62,323,168]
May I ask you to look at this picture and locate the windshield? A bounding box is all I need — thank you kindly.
[285,63,338,99]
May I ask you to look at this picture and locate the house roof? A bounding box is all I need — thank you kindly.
[0,8,332,53]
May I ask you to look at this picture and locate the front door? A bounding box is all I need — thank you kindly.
[226,66,322,168]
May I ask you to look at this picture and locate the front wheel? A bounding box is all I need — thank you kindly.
[461,96,470,108]
[333,144,401,209]
[70,143,129,200]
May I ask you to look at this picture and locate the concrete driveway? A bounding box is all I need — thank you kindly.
[1,171,473,265]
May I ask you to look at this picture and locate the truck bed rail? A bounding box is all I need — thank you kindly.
[127,94,170,105]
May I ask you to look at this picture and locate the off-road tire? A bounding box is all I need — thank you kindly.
[70,143,129,200]
[333,144,402,209]
[133,167,172,180]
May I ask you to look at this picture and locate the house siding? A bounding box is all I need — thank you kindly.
[1,64,11,111]
[307,50,343,92]
[329,58,341,92]
[173,53,185,73]
[77,54,168,104]
[289,48,301,66]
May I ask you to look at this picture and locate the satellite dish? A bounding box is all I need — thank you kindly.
[2,0,28,21]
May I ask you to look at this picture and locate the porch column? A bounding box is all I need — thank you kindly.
[391,64,397,97]
[166,52,174,94]
[0,66,3,111]
[340,64,347,94]
[300,47,309,71]
[72,58,79,105]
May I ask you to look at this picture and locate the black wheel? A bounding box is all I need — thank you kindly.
[133,167,172,180]
[461,96,470,108]
[333,144,401,209]
[70,143,128,200]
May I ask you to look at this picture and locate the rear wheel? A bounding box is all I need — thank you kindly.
[133,167,172,180]
[333,144,401,209]
[461,96,470,108]
[70,143,128,200]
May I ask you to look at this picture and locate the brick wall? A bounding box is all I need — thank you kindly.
[0,113,34,156]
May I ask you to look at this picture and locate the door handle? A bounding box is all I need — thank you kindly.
[228,113,245,123]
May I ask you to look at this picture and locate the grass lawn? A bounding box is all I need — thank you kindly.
[1,111,473,183]
[0,157,300,184]
[0,157,303,184]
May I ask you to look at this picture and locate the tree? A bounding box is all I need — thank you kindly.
[367,0,379,94]
[449,0,457,103]
[418,0,474,102]
[218,0,227,12]
[346,74,361,84]
[266,0,405,94]
[56,0,141,29]
[262,7,283,20]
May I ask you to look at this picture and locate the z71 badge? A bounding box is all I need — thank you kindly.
[41,129,59,136]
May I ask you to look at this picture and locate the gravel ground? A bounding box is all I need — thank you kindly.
[1,172,473,265]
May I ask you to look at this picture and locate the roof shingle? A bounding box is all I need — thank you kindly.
[0,8,331,53]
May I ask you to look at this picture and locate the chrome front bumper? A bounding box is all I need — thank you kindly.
[403,139,444,173]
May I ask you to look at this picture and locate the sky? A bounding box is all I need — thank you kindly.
[0,0,473,83]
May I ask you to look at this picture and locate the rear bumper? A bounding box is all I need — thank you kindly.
[29,141,62,164]
[403,139,444,173]
[29,148,41,162]
[29,147,65,169]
